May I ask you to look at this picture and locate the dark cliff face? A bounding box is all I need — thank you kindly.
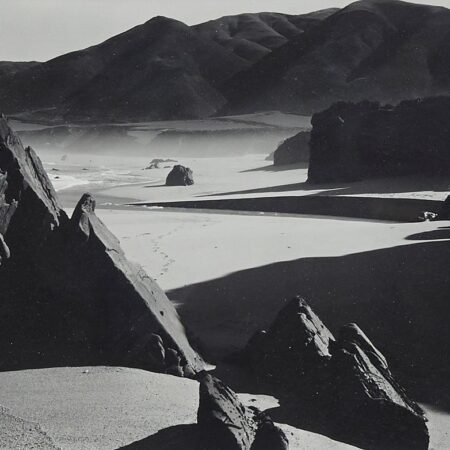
[238,297,429,450]
[307,96,450,183]
[0,115,204,374]
[273,131,310,166]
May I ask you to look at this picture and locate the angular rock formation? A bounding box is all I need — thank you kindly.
[273,131,310,166]
[241,297,334,390]
[239,297,429,450]
[308,97,450,183]
[330,324,429,450]
[197,372,288,450]
[166,165,194,186]
[438,195,450,220]
[251,412,289,450]
[0,115,204,374]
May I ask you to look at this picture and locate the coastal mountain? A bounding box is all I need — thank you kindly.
[1,0,450,121]
[0,61,40,81]
[223,0,450,114]
[0,16,248,122]
[194,10,337,63]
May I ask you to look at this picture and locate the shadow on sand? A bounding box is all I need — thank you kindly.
[206,175,449,198]
[119,424,201,449]
[168,239,450,412]
[239,162,308,173]
[406,227,450,241]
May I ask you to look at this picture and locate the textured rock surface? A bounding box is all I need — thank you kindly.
[197,372,288,450]
[0,115,203,374]
[438,195,450,220]
[166,165,194,186]
[308,97,450,183]
[251,412,289,450]
[240,297,429,450]
[330,324,429,450]
[242,297,334,388]
[274,132,310,166]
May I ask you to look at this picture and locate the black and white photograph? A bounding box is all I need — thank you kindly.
[0,0,449,448]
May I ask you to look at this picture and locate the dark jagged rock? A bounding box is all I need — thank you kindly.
[0,233,10,264]
[196,372,288,450]
[239,297,429,450]
[242,297,334,388]
[0,115,204,375]
[251,412,289,450]
[197,372,258,450]
[166,165,194,186]
[273,131,310,166]
[438,195,450,220]
[330,323,429,450]
[308,97,450,183]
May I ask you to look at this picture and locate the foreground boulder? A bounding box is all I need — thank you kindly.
[239,297,429,450]
[273,131,310,166]
[330,324,429,450]
[308,97,450,183]
[197,372,288,450]
[240,297,333,390]
[166,164,194,186]
[0,115,204,374]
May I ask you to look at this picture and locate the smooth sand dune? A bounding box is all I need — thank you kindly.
[0,367,358,450]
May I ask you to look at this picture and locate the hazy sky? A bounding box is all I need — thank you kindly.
[1,0,450,61]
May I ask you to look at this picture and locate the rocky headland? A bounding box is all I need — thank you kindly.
[308,96,450,183]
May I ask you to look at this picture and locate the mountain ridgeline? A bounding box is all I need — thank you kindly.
[1,0,450,122]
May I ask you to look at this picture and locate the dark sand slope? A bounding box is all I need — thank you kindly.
[169,239,450,409]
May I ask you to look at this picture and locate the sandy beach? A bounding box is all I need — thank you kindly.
[2,115,449,449]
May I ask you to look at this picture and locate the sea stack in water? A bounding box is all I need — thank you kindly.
[273,131,310,166]
[239,297,429,450]
[166,164,194,186]
[196,372,288,450]
[0,114,204,375]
